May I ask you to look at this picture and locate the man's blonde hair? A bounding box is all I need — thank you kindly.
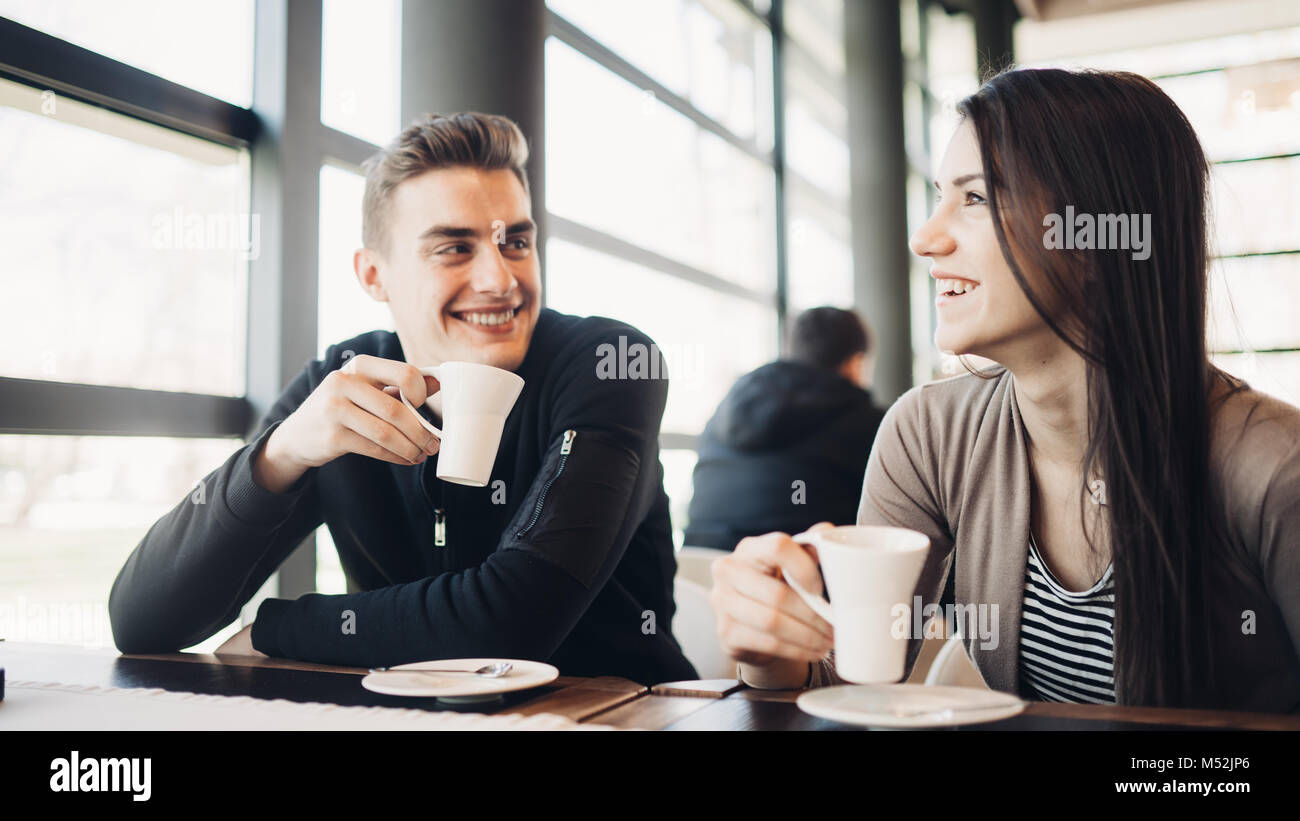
[361,112,531,253]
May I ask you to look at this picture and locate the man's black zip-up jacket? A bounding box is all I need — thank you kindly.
[108,309,698,685]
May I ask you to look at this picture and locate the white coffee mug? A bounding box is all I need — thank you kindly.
[783,525,930,684]
[398,361,525,488]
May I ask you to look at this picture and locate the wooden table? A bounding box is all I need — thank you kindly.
[3,641,1297,730]
[606,681,1300,730]
[0,642,646,726]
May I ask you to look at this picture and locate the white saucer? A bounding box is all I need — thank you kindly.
[361,658,559,703]
[796,684,1026,729]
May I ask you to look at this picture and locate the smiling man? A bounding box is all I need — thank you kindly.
[108,112,697,685]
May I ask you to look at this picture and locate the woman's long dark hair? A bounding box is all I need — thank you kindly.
[957,68,1232,707]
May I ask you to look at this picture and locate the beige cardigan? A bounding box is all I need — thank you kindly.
[800,367,1300,713]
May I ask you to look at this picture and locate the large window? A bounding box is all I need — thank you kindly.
[904,0,1300,406]
[320,0,400,146]
[0,1,401,649]
[1016,3,1300,407]
[315,161,392,596]
[784,0,854,313]
[0,78,250,396]
[0,435,242,648]
[312,3,402,595]
[0,6,258,650]
[317,162,393,360]
[547,0,775,147]
[544,0,855,544]
[902,1,978,384]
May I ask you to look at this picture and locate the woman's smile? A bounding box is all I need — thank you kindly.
[934,271,983,308]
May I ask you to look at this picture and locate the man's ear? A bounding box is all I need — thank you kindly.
[354,247,390,302]
[839,351,869,388]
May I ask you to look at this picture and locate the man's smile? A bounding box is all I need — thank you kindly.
[448,305,523,334]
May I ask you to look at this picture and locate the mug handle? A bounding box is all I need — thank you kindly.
[781,531,835,626]
[399,366,442,437]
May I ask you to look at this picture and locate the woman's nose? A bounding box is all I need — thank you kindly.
[910,208,957,259]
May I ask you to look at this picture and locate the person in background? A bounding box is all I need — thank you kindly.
[683,307,887,551]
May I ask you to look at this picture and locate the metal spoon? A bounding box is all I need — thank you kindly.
[368,662,512,678]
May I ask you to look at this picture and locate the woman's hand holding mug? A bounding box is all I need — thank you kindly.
[710,522,837,687]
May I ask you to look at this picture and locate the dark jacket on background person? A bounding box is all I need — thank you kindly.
[108,308,697,685]
[683,360,887,550]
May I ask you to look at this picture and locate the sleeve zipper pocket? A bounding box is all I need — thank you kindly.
[516,429,576,538]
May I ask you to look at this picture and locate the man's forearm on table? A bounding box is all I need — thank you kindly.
[249,551,592,666]
[110,426,317,651]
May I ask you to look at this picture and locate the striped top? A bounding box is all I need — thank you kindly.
[1017,533,1117,703]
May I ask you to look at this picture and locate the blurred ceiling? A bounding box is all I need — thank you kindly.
[1013,0,1186,21]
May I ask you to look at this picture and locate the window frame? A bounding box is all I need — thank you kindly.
[544,0,821,449]
[0,14,261,438]
[0,2,392,605]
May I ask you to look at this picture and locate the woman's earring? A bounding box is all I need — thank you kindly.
[1088,479,1107,506]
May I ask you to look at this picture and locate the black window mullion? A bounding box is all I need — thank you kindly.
[0,378,251,438]
[772,0,789,352]
[0,16,258,147]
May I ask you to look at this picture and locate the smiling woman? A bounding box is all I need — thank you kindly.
[939,70,1226,706]
[712,67,1300,713]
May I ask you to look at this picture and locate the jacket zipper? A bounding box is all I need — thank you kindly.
[420,457,449,550]
[516,429,576,538]
[434,509,447,547]
[434,480,447,547]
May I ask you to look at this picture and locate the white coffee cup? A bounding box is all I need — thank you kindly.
[398,361,525,488]
[783,525,930,684]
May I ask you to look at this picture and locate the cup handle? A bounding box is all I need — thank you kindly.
[399,369,442,437]
[782,531,835,626]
